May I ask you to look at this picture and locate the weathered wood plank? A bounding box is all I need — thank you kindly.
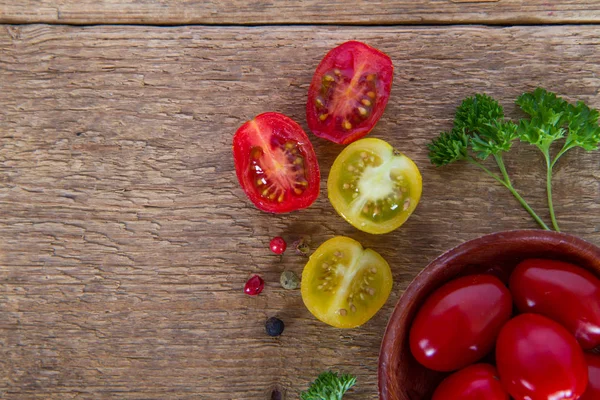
[0,25,599,399]
[1,1,600,25]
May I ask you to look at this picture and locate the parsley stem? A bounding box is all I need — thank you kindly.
[467,157,550,231]
[493,154,512,187]
[544,152,561,232]
[547,142,577,231]
[551,142,574,168]
[495,155,550,231]
[467,157,504,184]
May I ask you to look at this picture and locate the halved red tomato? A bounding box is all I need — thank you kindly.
[232,112,320,213]
[306,41,394,144]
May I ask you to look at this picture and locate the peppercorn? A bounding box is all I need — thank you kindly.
[270,237,287,255]
[280,270,300,290]
[271,389,283,400]
[244,275,264,296]
[292,237,310,256]
[265,317,285,337]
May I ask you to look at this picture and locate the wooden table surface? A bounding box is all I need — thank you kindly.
[1,2,599,399]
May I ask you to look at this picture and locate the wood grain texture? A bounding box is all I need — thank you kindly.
[1,1,600,25]
[0,24,599,399]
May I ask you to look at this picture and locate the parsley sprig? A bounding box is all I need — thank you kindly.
[300,371,356,400]
[428,94,549,230]
[428,88,600,231]
[516,88,600,230]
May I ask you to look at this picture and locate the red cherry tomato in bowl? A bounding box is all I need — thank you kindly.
[306,41,394,144]
[509,258,600,350]
[233,112,320,213]
[496,313,588,400]
[432,364,508,400]
[581,353,600,400]
[409,274,512,372]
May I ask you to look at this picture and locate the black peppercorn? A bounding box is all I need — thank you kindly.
[265,317,284,337]
[271,389,283,400]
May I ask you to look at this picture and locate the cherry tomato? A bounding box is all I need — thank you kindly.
[409,274,512,372]
[233,112,320,213]
[327,138,422,234]
[509,258,600,350]
[301,236,392,328]
[581,353,600,400]
[306,41,393,144]
[496,313,588,400]
[431,364,509,400]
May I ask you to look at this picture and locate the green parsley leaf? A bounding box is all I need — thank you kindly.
[454,93,505,133]
[300,371,356,400]
[515,87,569,151]
[564,100,600,151]
[458,94,518,160]
[469,119,518,161]
[427,128,469,166]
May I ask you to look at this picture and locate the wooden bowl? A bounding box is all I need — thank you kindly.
[378,230,600,400]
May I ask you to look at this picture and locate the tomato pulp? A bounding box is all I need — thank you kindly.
[307,41,394,144]
[232,112,320,213]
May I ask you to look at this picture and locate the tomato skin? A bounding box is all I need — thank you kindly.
[581,353,600,400]
[496,313,588,400]
[431,364,509,400]
[232,112,320,213]
[306,41,393,144]
[409,274,512,372]
[509,258,600,350]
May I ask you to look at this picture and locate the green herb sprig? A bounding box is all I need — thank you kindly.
[428,93,549,230]
[516,88,600,230]
[300,371,356,400]
[428,88,600,231]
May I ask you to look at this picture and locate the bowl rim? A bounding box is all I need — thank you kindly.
[377,229,600,400]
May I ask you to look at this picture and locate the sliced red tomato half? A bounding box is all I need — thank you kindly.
[233,112,320,213]
[306,41,394,145]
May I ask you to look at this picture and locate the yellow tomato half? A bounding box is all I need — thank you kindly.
[301,236,393,328]
[328,138,422,234]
